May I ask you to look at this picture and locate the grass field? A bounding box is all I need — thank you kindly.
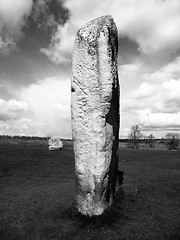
[0,140,180,240]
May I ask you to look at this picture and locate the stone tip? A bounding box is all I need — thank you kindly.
[93,15,114,22]
[76,15,117,45]
[85,15,115,28]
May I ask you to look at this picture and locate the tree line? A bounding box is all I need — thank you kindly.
[0,135,47,141]
[126,124,179,150]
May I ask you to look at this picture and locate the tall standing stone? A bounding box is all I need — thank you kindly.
[71,15,120,216]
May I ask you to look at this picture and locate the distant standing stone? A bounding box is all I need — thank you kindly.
[71,15,120,216]
[48,137,63,151]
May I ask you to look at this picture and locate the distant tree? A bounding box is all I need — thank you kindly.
[165,133,179,150]
[147,134,155,148]
[128,124,143,149]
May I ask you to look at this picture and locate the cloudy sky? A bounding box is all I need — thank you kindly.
[0,0,180,138]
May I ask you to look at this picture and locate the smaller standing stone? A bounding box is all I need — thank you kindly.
[48,137,63,151]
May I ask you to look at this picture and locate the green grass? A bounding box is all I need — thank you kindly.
[0,140,179,240]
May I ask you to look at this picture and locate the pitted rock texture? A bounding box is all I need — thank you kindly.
[71,15,120,216]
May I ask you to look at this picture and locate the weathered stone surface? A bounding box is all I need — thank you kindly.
[48,137,63,151]
[71,15,120,216]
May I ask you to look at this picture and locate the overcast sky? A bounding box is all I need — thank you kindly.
[0,0,180,138]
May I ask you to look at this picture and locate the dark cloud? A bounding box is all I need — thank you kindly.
[0,86,16,100]
[0,0,33,55]
[0,45,70,91]
[23,0,69,42]
[142,126,180,132]
[0,0,70,97]
[0,114,10,121]
[0,0,69,56]
[118,37,140,65]
[162,99,180,113]
[0,53,36,87]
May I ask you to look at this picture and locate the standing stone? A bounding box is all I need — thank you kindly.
[71,15,120,216]
[48,137,63,151]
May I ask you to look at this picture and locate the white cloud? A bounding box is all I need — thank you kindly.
[0,0,33,54]
[119,62,141,72]
[21,76,71,138]
[121,77,180,135]
[42,0,180,64]
[118,61,144,95]
[114,0,180,55]
[162,79,180,100]
[0,99,30,121]
[135,82,155,99]
[141,112,180,129]
[0,77,72,138]
[40,23,74,64]
[162,56,180,74]
[0,117,45,136]
[143,56,180,82]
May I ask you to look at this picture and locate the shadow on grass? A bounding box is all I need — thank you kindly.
[59,187,129,229]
